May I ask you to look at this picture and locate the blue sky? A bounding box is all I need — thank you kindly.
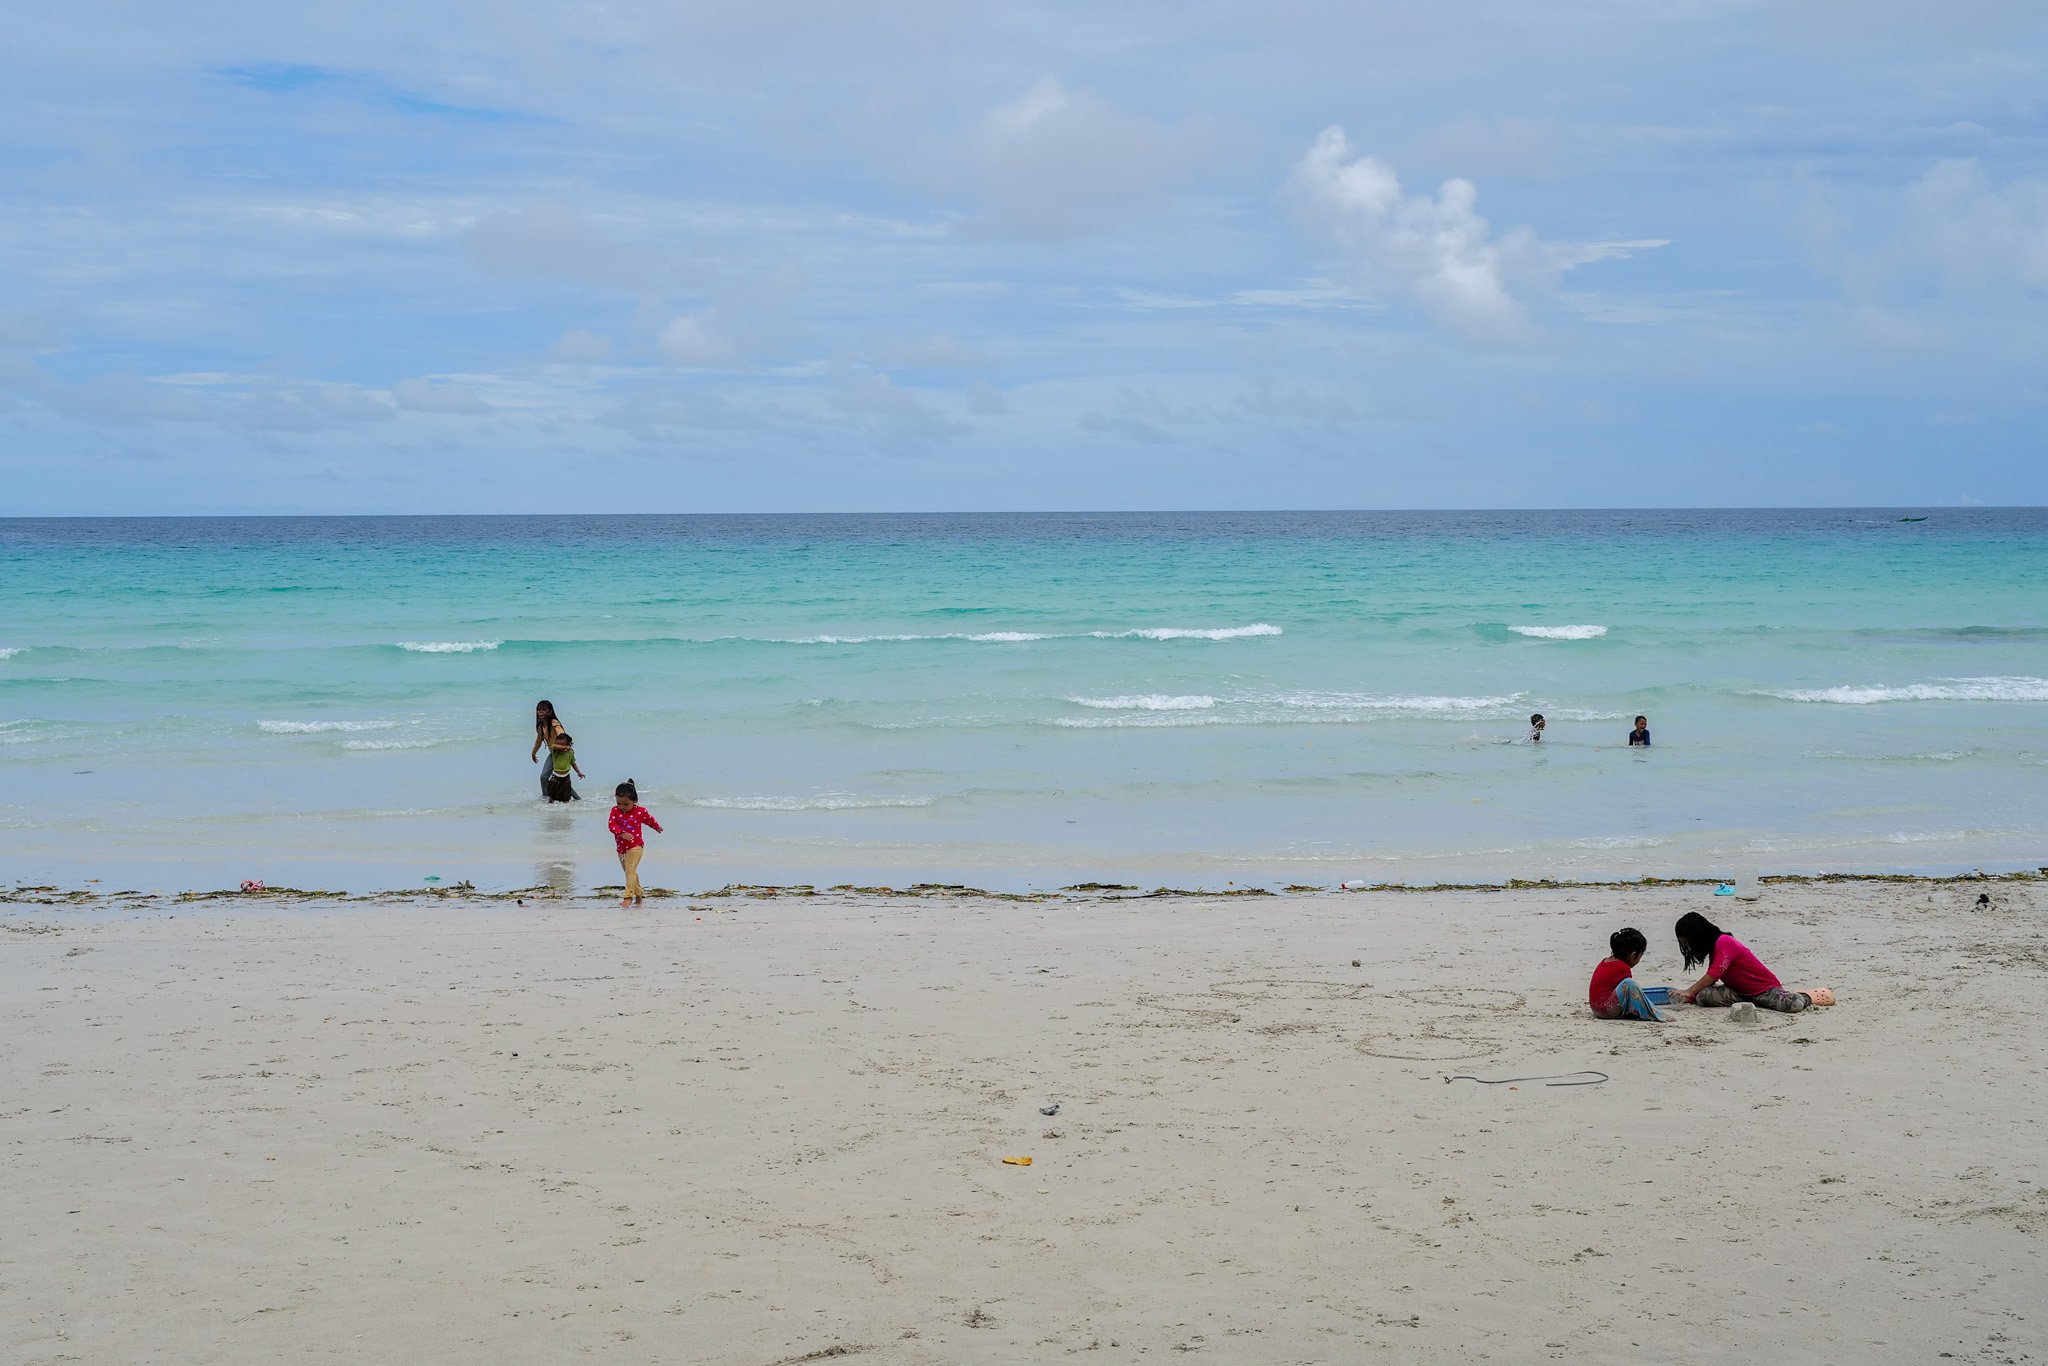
[2,1,2045,513]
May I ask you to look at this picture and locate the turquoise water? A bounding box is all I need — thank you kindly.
[3,510,2045,893]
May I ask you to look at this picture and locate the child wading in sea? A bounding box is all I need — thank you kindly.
[1674,911,1810,1012]
[1589,927,1666,1021]
[544,731,584,803]
[1628,715,1651,746]
[608,780,663,907]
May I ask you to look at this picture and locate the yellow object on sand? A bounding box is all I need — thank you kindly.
[1002,1155,1033,1166]
[1807,987,1836,1007]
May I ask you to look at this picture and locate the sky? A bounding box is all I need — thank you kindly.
[2,1,2045,514]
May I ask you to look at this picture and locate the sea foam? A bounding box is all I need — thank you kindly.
[1509,624,1607,640]
[397,640,501,653]
[1071,694,1218,710]
[259,719,400,734]
[1768,676,2048,704]
[1102,624,1282,641]
[688,793,937,811]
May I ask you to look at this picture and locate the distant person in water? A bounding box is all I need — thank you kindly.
[544,731,584,803]
[1628,715,1651,746]
[531,700,565,797]
[1674,911,1809,1012]
[608,780,663,907]
[1528,712,1546,743]
[1589,927,1665,1021]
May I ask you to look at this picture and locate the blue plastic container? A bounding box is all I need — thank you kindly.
[1642,986,1673,1005]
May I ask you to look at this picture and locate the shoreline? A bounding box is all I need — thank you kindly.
[8,866,2044,908]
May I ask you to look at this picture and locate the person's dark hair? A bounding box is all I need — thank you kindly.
[1674,911,1725,971]
[616,779,638,802]
[554,733,572,747]
[1530,712,1545,725]
[535,700,558,734]
[1634,715,1647,726]
[1610,927,1647,960]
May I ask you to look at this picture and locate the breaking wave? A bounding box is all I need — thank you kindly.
[1764,676,2048,705]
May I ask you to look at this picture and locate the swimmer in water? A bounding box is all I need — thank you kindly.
[1628,715,1651,746]
[1528,712,1546,743]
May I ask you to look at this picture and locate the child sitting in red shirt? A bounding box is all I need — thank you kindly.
[1589,927,1665,1021]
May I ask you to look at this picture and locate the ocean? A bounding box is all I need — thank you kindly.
[3,509,2044,894]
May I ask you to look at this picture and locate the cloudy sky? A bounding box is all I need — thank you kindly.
[3,1,2045,513]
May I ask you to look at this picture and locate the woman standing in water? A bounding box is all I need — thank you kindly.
[530,700,565,798]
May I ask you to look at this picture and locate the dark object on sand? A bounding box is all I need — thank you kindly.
[1444,1071,1609,1087]
[1039,1103,1060,1116]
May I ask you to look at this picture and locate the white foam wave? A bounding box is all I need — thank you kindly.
[1767,676,2048,705]
[688,793,937,811]
[1071,694,1218,711]
[342,737,455,751]
[397,640,501,653]
[786,633,927,644]
[1100,624,1282,641]
[1510,624,1607,640]
[1052,714,1232,729]
[1274,690,1524,714]
[778,625,1278,645]
[0,647,21,660]
[259,719,400,734]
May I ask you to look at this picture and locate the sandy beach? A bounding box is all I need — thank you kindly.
[4,878,2043,1364]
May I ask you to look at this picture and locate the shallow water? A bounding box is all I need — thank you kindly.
[3,509,2044,892]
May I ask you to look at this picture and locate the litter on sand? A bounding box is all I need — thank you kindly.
[1443,1071,1609,1087]
[1001,1155,1033,1166]
[1039,1103,1060,1116]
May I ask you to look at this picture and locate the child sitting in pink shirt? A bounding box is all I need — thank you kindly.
[1674,912,1811,1012]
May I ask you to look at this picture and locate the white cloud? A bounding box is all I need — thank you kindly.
[391,377,492,414]
[657,311,741,367]
[1286,126,1662,345]
[655,265,804,369]
[462,202,653,293]
[830,369,966,448]
[549,328,613,363]
[948,77,1212,237]
[1891,159,2048,293]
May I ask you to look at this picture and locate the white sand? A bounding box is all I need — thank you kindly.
[3,880,2044,1364]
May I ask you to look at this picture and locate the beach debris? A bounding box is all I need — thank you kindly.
[1038,1103,1060,1116]
[1729,1002,1758,1025]
[1351,959,1362,967]
[239,880,265,893]
[1443,1070,1608,1087]
[1001,1155,1033,1166]
[1713,883,1735,896]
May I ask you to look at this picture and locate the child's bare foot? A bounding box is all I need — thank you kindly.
[619,897,631,908]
